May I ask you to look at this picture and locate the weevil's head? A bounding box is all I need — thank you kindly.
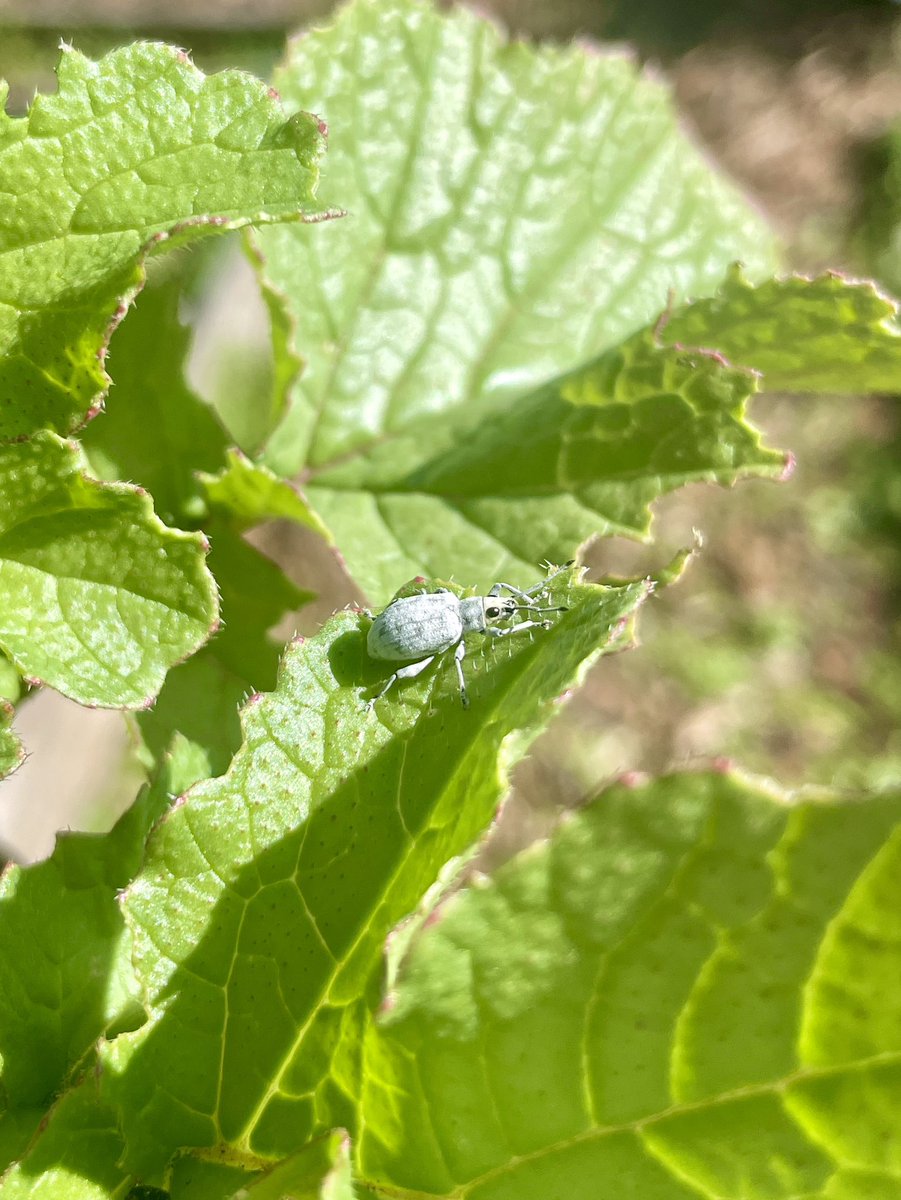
[483,597,519,624]
[459,595,518,633]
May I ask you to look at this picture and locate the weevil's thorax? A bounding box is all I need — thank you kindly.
[460,595,517,633]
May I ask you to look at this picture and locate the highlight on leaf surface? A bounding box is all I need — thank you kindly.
[0,433,218,708]
[0,40,332,441]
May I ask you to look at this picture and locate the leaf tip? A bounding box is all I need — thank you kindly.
[779,451,797,482]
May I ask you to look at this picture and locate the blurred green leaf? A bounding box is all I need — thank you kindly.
[138,525,312,778]
[83,273,315,770]
[357,770,901,1199]
[83,279,229,528]
[0,41,330,441]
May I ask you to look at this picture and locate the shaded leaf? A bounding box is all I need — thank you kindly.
[83,273,316,768]
[82,276,230,528]
[138,526,312,777]
[0,740,206,1183]
[0,1075,130,1199]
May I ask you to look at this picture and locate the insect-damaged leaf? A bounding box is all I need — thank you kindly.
[355,770,901,1200]
[0,41,330,441]
[305,329,787,596]
[252,0,780,596]
[97,568,649,1176]
[660,265,901,394]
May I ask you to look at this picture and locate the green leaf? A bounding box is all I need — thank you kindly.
[81,270,311,767]
[356,771,901,1199]
[100,567,650,1176]
[661,265,901,393]
[0,433,217,708]
[306,330,787,596]
[253,0,778,594]
[0,699,22,780]
[138,525,313,777]
[82,275,230,529]
[199,448,331,540]
[163,1129,354,1200]
[0,1075,130,1200]
[235,1130,354,1200]
[0,745,198,1145]
[0,41,330,441]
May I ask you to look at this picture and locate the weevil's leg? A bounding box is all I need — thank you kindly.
[453,638,469,708]
[485,619,553,638]
[489,563,575,605]
[488,581,536,603]
[365,656,436,709]
[522,561,575,596]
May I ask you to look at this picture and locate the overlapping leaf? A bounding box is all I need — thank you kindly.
[0,741,206,1186]
[0,433,217,707]
[356,770,901,1199]
[0,1076,129,1200]
[0,41,330,441]
[304,330,787,596]
[84,274,315,770]
[199,447,330,539]
[166,1130,355,1200]
[253,0,780,595]
[98,567,649,1176]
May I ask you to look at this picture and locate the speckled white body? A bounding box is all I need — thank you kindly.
[367,592,485,662]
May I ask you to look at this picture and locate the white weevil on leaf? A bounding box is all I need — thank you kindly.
[362,563,573,710]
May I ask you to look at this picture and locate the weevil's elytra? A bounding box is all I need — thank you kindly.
[362,563,572,710]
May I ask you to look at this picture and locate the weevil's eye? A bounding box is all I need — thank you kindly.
[485,605,501,619]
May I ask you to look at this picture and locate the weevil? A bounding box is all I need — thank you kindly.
[362,563,572,710]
